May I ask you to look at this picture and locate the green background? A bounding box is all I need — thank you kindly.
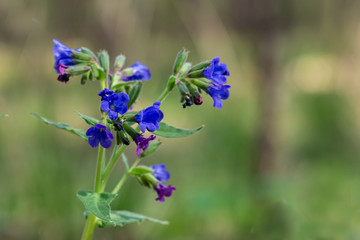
[1,0,360,239]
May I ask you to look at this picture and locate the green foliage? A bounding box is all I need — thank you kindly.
[140,140,161,158]
[32,113,88,141]
[77,190,117,222]
[98,211,168,228]
[75,111,100,126]
[153,122,204,138]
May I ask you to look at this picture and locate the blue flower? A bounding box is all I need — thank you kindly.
[203,57,230,85]
[152,164,170,182]
[133,134,156,156]
[135,101,164,133]
[98,88,114,101]
[122,62,151,81]
[207,84,231,109]
[100,90,129,121]
[86,124,113,148]
[154,183,176,202]
[53,39,76,73]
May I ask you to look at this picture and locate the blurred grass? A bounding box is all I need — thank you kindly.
[1,0,360,239]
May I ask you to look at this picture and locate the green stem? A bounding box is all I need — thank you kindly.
[94,146,105,192]
[81,213,98,240]
[112,158,141,194]
[101,144,128,190]
[157,87,172,102]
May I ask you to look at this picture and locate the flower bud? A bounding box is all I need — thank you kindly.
[187,69,204,78]
[80,47,97,59]
[116,129,130,145]
[189,79,211,91]
[98,50,110,74]
[71,50,93,61]
[65,65,91,75]
[127,81,143,108]
[179,62,192,76]
[136,173,158,189]
[173,49,189,75]
[167,76,176,90]
[114,54,126,71]
[189,60,211,72]
[121,67,135,77]
[176,80,190,97]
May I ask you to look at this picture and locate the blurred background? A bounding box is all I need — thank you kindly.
[1,0,360,239]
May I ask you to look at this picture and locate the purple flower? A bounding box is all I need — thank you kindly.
[100,90,129,121]
[133,134,156,157]
[135,101,164,133]
[86,124,114,148]
[154,183,176,202]
[203,57,230,85]
[122,62,151,81]
[207,84,231,109]
[152,164,170,182]
[53,39,77,83]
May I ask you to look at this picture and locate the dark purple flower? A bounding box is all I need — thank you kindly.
[207,84,231,109]
[203,57,230,85]
[86,124,114,148]
[152,164,170,182]
[135,101,164,133]
[154,183,176,202]
[122,62,151,81]
[133,134,156,157]
[100,91,129,121]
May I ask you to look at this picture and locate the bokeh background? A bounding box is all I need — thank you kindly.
[1,0,360,239]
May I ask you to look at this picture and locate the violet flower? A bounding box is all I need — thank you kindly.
[135,101,164,133]
[122,62,151,81]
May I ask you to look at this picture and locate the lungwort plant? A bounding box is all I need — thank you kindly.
[33,39,231,240]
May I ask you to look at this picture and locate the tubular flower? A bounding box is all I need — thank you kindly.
[206,84,231,109]
[203,57,230,85]
[154,183,176,202]
[100,91,129,121]
[53,39,76,83]
[86,124,113,148]
[122,62,151,81]
[135,101,164,133]
[152,164,170,182]
[133,134,156,157]
[98,88,114,101]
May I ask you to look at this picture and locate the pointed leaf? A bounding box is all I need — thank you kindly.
[75,111,100,126]
[98,210,168,228]
[153,122,204,138]
[129,167,153,176]
[140,140,161,158]
[77,190,117,222]
[32,113,88,141]
[122,153,129,171]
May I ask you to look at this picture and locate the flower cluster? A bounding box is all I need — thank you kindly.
[50,40,231,208]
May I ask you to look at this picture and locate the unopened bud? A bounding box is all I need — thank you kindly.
[98,50,110,73]
[114,54,126,71]
[173,49,189,74]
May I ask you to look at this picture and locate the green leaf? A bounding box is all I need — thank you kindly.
[140,140,162,158]
[75,111,100,126]
[0,114,8,118]
[153,122,204,138]
[77,190,117,222]
[122,153,129,171]
[32,113,88,141]
[127,82,143,108]
[129,167,153,176]
[98,210,168,228]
